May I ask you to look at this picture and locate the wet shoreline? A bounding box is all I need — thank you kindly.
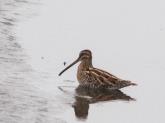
[0,1,66,123]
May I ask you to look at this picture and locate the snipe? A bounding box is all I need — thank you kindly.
[59,50,137,89]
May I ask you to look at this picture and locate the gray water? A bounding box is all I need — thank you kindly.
[0,0,165,123]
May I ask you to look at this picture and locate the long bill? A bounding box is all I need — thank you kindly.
[58,58,80,76]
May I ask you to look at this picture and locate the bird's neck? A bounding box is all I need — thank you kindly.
[78,59,93,70]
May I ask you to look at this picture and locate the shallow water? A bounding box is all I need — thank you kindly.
[1,0,165,123]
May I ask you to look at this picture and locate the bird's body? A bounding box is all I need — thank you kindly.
[59,50,136,90]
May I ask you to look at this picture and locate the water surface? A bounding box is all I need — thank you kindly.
[1,0,165,123]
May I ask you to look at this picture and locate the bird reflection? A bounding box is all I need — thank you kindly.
[73,86,135,119]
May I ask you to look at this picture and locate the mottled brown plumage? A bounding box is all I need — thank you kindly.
[59,50,137,89]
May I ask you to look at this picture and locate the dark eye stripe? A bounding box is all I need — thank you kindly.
[82,51,91,55]
[82,52,89,55]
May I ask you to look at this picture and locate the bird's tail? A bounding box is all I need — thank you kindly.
[116,80,137,89]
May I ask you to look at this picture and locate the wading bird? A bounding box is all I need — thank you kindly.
[59,50,137,89]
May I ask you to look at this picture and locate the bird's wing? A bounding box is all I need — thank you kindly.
[91,68,122,83]
[91,68,137,88]
[81,67,136,89]
[84,67,121,87]
[82,68,135,89]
